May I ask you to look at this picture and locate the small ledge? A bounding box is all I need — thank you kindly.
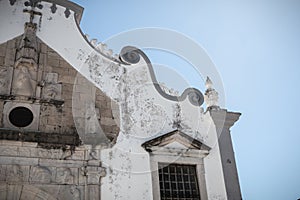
[0,128,81,147]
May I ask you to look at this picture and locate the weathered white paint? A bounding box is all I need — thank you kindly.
[0,1,240,199]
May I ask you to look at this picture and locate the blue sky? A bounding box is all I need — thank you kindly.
[72,0,300,199]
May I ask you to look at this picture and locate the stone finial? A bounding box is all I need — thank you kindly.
[205,76,213,90]
[204,76,219,108]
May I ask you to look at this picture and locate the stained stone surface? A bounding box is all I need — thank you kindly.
[0,140,103,200]
[0,29,117,199]
[0,35,120,145]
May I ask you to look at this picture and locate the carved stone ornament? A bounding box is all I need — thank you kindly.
[204,76,219,108]
[42,73,62,100]
[50,3,57,13]
[12,64,37,97]
[30,166,52,183]
[64,8,71,18]
[24,0,43,9]
[16,18,38,63]
[6,165,29,183]
[70,186,81,200]
[81,165,106,185]
[55,167,74,184]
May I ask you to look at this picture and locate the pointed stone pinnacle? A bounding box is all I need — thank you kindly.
[205,76,213,90]
[204,76,219,108]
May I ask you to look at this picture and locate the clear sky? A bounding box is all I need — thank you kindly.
[72,0,300,199]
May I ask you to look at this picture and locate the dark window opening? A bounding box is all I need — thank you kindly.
[158,163,200,200]
[9,107,34,127]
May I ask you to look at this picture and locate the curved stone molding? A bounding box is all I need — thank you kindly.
[2,0,204,108]
[120,46,141,64]
[159,82,179,96]
[182,87,204,106]
[0,2,241,200]
[0,0,206,142]
[120,46,204,106]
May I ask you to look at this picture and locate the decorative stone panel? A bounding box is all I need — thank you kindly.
[0,140,107,200]
[42,72,62,100]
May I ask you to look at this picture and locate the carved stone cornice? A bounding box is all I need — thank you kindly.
[210,109,241,130]
[0,128,81,146]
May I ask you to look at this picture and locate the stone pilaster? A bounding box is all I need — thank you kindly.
[81,160,106,200]
[210,109,242,200]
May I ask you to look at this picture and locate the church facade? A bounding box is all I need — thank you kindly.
[0,1,242,200]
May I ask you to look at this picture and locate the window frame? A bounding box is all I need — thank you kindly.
[150,150,208,200]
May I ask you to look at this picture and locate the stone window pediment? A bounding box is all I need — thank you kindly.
[144,130,210,200]
[142,130,210,156]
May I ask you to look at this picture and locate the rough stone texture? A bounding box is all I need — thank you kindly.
[0,35,119,146]
[0,101,3,127]
[0,67,13,95]
[0,140,104,200]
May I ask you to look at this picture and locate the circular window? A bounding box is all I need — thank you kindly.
[9,107,34,128]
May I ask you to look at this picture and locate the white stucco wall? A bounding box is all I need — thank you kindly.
[0,1,231,199]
